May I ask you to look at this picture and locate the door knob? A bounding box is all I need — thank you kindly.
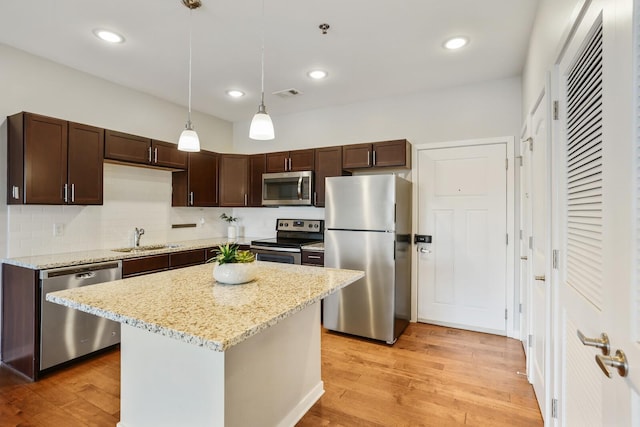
[534,275,545,281]
[520,256,528,260]
[596,350,628,378]
[577,330,610,355]
[419,247,431,254]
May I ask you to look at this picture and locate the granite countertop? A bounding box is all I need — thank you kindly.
[46,262,363,352]
[301,242,324,252]
[1,236,264,270]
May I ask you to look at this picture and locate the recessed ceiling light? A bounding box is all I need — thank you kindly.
[226,90,245,98]
[307,70,328,80]
[443,36,469,50]
[93,29,125,44]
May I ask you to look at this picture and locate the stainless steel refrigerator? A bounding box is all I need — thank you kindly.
[323,174,412,344]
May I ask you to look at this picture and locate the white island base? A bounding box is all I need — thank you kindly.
[117,302,323,427]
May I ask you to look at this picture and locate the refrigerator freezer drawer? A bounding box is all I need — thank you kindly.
[323,229,397,342]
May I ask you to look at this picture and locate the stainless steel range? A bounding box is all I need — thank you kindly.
[250,219,324,264]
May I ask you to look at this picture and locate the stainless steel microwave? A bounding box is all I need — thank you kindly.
[262,171,314,206]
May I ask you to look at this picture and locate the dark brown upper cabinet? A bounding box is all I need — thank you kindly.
[7,112,104,205]
[219,154,249,207]
[342,139,411,170]
[265,149,315,173]
[219,154,266,207]
[104,130,186,170]
[172,150,219,207]
[314,146,347,207]
[248,154,266,207]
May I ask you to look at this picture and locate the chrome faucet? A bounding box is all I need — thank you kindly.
[134,227,145,248]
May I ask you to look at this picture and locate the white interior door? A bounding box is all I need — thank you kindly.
[417,142,507,334]
[529,88,551,420]
[520,131,532,370]
[554,0,639,424]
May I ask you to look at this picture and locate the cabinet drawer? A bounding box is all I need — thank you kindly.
[170,249,206,269]
[122,254,169,278]
[302,251,324,266]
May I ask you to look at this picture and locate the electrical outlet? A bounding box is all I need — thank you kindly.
[53,223,64,236]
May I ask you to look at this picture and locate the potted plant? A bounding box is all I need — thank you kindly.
[220,213,238,239]
[209,243,256,284]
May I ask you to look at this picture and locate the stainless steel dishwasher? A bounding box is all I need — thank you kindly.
[40,261,122,370]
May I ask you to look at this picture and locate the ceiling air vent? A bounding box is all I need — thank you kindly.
[273,88,302,98]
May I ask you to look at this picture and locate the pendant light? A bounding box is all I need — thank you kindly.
[178,0,201,152]
[249,0,275,140]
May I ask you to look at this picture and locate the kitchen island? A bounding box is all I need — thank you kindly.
[46,261,363,427]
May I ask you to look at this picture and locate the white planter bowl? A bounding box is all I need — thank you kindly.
[213,262,257,284]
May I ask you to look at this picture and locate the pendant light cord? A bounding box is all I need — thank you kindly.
[260,0,265,106]
[187,7,193,126]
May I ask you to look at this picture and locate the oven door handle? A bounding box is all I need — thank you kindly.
[250,245,301,253]
[297,176,303,200]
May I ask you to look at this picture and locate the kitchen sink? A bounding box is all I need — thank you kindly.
[112,244,181,253]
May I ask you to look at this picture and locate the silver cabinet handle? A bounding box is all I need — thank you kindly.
[596,350,628,378]
[577,330,610,355]
[534,275,546,281]
[284,158,287,171]
[314,192,317,205]
[189,191,194,206]
[244,193,248,206]
[372,150,376,165]
[12,185,19,200]
[148,146,152,163]
[154,147,158,164]
[63,183,68,203]
[288,157,292,171]
[307,255,322,259]
[520,256,528,260]
[367,151,371,166]
[71,183,75,203]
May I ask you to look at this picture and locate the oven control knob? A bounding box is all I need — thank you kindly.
[308,224,312,228]
[279,222,283,227]
[314,224,319,228]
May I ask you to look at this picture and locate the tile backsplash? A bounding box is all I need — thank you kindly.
[5,163,327,258]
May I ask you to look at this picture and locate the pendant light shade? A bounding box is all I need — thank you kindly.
[179,0,201,152]
[250,104,274,140]
[249,0,274,140]
[178,126,200,152]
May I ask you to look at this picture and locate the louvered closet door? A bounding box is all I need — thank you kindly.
[555,0,638,424]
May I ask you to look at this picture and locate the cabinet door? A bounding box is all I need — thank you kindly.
[373,139,410,168]
[342,143,372,169]
[248,154,266,206]
[289,149,315,171]
[25,113,68,204]
[122,255,170,278]
[265,151,289,172]
[152,140,187,170]
[188,150,219,207]
[104,130,151,164]
[68,122,104,205]
[219,154,249,207]
[314,146,344,207]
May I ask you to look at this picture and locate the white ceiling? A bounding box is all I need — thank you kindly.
[0,0,539,123]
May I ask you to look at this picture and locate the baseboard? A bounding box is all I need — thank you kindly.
[277,381,324,427]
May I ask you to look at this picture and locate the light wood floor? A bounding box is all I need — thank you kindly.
[0,323,542,426]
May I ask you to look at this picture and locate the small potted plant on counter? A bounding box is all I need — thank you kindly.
[209,243,256,284]
[220,213,238,239]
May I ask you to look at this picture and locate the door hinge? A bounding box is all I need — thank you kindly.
[552,398,559,419]
[553,101,559,120]
[529,236,534,250]
[505,309,508,320]
[519,229,523,240]
[506,234,509,245]
[528,334,533,348]
[519,303,522,313]
[516,155,523,166]
[552,249,559,269]
[505,158,508,170]
[529,139,534,152]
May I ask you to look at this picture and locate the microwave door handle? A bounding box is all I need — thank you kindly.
[297,176,303,200]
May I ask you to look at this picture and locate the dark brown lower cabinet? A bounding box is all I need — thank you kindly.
[302,251,324,266]
[170,249,207,269]
[122,254,170,278]
[1,264,39,380]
